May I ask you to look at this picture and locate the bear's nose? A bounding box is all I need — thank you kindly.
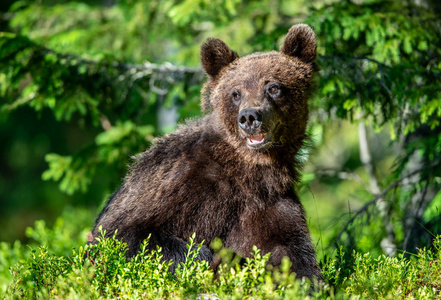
[238,109,262,131]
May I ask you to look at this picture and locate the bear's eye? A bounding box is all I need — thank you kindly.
[231,90,241,103]
[267,83,280,96]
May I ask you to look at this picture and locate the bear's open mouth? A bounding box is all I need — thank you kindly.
[246,133,271,150]
[247,134,266,145]
[245,122,280,150]
[246,133,272,150]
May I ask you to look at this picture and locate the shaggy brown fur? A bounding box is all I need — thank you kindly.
[91,24,321,281]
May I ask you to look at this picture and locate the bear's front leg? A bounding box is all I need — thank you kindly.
[225,198,321,282]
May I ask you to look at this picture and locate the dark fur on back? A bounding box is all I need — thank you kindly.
[91,24,322,281]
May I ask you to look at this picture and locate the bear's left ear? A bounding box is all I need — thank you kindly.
[281,24,317,64]
[200,38,239,80]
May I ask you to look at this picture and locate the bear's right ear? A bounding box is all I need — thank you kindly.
[281,24,317,64]
[200,38,239,80]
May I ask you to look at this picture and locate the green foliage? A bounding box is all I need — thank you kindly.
[169,0,241,27]
[0,207,92,294]
[304,0,441,256]
[0,27,204,195]
[1,0,441,296]
[309,0,441,134]
[1,220,313,299]
[41,121,155,194]
[344,237,441,298]
[10,246,72,298]
[0,240,24,291]
[1,213,441,299]
[24,210,91,255]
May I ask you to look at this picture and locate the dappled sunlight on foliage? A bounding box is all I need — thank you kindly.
[1,0,441,297]
[2,214,441,298]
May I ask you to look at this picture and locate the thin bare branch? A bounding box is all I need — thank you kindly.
[314,169,363,183]
[335,157,441,243]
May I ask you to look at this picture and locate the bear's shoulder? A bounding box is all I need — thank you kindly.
[130,115,227,173]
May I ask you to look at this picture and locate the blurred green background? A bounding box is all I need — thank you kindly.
[1,0,441,264]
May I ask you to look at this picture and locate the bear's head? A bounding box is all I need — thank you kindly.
[200,24,317,161]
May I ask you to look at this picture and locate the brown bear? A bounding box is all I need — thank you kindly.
[90,24,321,281]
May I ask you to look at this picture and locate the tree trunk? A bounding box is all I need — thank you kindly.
[358,121,397,256]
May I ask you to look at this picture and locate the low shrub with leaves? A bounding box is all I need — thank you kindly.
[4,229,313,299]
[322,238,441,299]
[1,212,441,299]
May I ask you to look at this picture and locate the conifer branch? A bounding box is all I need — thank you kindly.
[40,46,204,77]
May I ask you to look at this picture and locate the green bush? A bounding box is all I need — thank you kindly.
[1,211,441,299]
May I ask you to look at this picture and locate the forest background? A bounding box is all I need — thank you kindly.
[0,0,441,298]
